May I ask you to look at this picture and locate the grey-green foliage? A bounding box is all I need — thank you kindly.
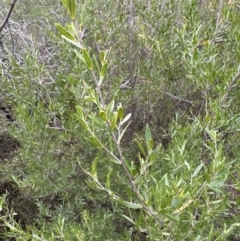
[1,0,240,240]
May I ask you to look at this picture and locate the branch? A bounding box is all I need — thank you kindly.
[220,67,240,106]
[0,0,18,32]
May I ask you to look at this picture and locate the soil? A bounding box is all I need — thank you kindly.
[0,180,39,240]
[0,133,20,161]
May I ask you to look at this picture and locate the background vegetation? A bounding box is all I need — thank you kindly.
[0,0,240,240]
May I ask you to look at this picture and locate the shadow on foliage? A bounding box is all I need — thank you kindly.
[0,180,39,240]
[0,133,20,161]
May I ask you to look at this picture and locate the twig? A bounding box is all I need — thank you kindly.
[160,88,195,105]
[220,68,240,106]
[0,0,18,32]
[216,0,224,30]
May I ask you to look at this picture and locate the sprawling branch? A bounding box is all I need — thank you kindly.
[0,0,18,32]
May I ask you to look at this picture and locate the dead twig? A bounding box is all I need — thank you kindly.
[215,0,224,30]
[0,0,18,32]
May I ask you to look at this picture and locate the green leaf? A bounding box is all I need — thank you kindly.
[91,156,99,180]
[100,62,109,79]
[92,90,101,107]
[161,173,169,186]
[99,50,109,64]
[117,104,124,121]
[184,160,190,171]
[111,111,118,130]
[145,124,151,143]
[147,138,154,151]
[68,0,76,19]
[192,163,204,178]
[206,128,217,143]
[106,169,113,189]
[120,113,131,126]
[55,23,75,41]
[220,223,240,239]
[85,180,99,191]
[171,198,183,209]
[68,22,78,39]
[99,51,105,64]
[118,121,131,144]
[89,136,103,149]
[61,35,82,48]
[99,110,107,120]
[164,213,179,223]
[118,199,143,209]
[74,113,89,130]
[207,223,213,241]
[93,55,100,72]
[61,0,67,9]
[134,139,146,157]
[208,179,225,188]
[74,49,86,64]
[109,158,121,164]
[82,48,93,70]
[131,165,137,176]
[121,215,136,225]
[75,105,85,119]
[106,100,115,117]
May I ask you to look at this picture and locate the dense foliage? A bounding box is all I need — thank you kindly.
[1,0,240,240]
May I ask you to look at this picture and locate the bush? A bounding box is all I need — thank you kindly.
[0,0,240,240]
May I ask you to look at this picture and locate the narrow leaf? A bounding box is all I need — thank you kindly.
[68,22,78,39]
[62,35,82,49]
[100,62,109,79]
[145,124,151,143]
[173,199,193,214]
[55,23,75,40]
[147,138,154,151]
[207,223,214,241]
[164,213,179,223]
[68,0,76,19]
[220,223,240,239]
[122,215,136,225]
[74,113,89,130]
[61,0,67,8]
[206,128,217,143]
[118,121,131,144]
[99,110,107,120]
[118,199,143,209]
[91,156,99,180]
[106,100,115,117]
[120,113,131,126]
[89,136,103,149]
[99,50,109,64]
[111,111,118,130]
[82,48,93,70]
[192,163,204,178]
[74,49,86,64]
[75,105,85,119]
[135,139,146,157]
[117,105,124,121]
[109,158,121,164]
[106,169,113,189]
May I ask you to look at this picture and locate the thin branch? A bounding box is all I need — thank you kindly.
[215,0,224,30]
[220,68,240,106]
[0,0,18,32]
[160,88,195,105]
[110,126,164,225]
[127,0,134,84]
